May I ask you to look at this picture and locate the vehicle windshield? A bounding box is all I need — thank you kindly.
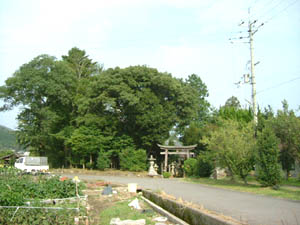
[17,158,23,163]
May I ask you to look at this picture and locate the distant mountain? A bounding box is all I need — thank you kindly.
[0,125,20,151]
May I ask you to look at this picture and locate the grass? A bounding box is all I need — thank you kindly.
[98,198,157,225]
[185,176,300,201]
[281,177,300,187]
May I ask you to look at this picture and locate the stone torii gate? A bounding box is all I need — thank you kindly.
[157,144,197,172]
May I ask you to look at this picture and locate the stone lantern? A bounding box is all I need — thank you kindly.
[148,155,158,177]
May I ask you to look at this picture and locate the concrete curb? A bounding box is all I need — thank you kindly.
[141,196,189,225]
[142,190,244,225]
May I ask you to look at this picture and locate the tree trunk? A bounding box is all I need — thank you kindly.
[64,146,68,168]
[228,168,235,182]
[90,154,93,169]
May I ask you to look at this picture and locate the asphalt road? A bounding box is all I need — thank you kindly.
[63,174,300,225]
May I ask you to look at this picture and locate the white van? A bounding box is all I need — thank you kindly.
[15,157,49,173]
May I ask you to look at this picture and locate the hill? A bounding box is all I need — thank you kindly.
[0,125,19,150]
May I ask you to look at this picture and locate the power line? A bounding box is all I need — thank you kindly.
[249,0,262,10]
[257,76,300,94]
[263,0,299,23]
[250,0,278,18]
[255,0,287,20]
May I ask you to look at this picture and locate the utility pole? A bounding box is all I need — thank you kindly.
[249,18,258,124]
[231,9,264,125]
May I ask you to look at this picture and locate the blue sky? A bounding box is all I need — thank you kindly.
[0,0,299,129]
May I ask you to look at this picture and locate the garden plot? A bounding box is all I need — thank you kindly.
[0,169,174,225]
[0,168,87,225]
[84,181,174,225]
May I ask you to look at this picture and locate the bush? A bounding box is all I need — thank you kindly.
[163,172,171,178]
[97,150,110,170]
[202,119,256,183]
[256,127,282,187]
[184,158,197,177]
[86,162,93,169]
[195,153,214,177]
[119,148,147,172]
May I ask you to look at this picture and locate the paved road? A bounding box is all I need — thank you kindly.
[63,174,300,225]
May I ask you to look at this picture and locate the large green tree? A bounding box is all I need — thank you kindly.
[0,55,76,161]
[202,119,256,183]
[270,100,300,179]
[256,127,282,187]
[1,49,209,168]
[224,96,241,108]
[78,66,207,152]
[0,48,101,167]
[184,74,210,126]
[218,96,253,123]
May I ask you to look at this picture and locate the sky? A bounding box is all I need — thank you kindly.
[0,0,299,129]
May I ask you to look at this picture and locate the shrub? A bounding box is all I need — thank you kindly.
[86,162,93,169]
[256,127,282,187]
[119,148,147,172]
[97,150,110,170]
[184,158,197,177]
[195,153,214,177]
[163,172,171,178]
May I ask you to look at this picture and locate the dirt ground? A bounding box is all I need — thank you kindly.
[52,168,150,178]
[82,181,173,225]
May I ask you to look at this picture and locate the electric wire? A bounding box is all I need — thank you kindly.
[250,0,277,18]
[257,76,300,94]
[255,0,288,20]
[249,0,261,10]
[263,0,300,23]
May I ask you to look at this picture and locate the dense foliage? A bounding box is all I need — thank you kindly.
[183,153,214,178]
[269,101,300,179]
[119,148,147,172]
[256,128,282,187]
[0,168,84,206]
[0,207,82,225]
[202,119,256,183]
[97,150,110,170]
[0,46,299,188]
[183,158,197,177]
[0,167,86,224]
[194,153,214,177]
[181,96,300,187]
[0,48,209,169]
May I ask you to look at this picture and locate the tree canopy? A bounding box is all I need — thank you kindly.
[0,47,210,168]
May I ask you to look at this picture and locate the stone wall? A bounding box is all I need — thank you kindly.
[142,190,242,225]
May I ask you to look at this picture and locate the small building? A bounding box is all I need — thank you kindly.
[0,152,23,166]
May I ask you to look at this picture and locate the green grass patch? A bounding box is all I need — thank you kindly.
[281,177,300,187]
[185,177,300,201]
[99,198,156,225]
